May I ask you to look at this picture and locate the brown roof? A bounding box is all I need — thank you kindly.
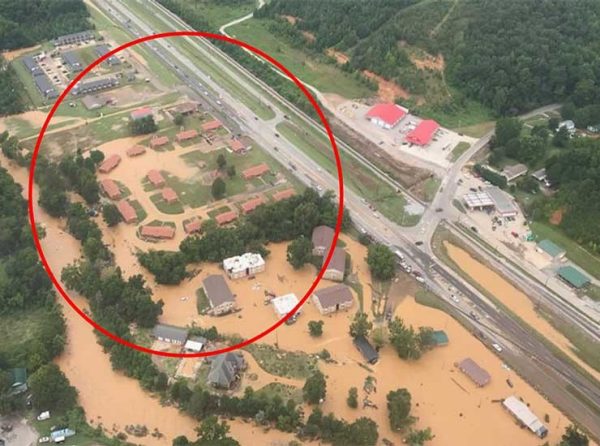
[141,225,175,239]
[228,139,246,153]
[147,169,165,187]
[215,211,238,225]
[99,154,121,173]
[312,225,335,250]
[117,200,136,223]
[273,188,295,201]
[202,119,222,132]
[457,358,491,387]
[161,187,178,203]
[176,129,198,142]
[100,178,120,200]
[313,284,353,309]
[242,163,270,179]
[323,247,346,273]
[173,102,198,115]
[150,135,169,148]
[127,145,146,157]
[184,218,202,234]
[241,196,264,214]
[203,274,234,308]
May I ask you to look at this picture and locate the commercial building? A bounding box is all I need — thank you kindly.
[98,154,121,173]
[406,119,440,146]
[271,293,301,322]
[502,396,548,438]
[62,51,83,72]
[95,44,121,66]
[312,225,335,256]
[127,145,146,157]
[502,163,528,182]
[141,225,175,240]
[215,210,238,226]
[22,56,43,76]
[366,103,407,129]
[33,74,58,99]
[557,266,591,289]
[130,107,153,121]
[117,200,137,224]
[322,247,346,282]
[147,169,165,187]
[353,336,379,364]
[202,274,235,315]
[72,77,118,96]
[207,352,246,388]
[241,196,265,214]
[312,284,354,315]
[201,119,222,132]
[242,163,270,180]
[485,186,519,218]
[176,129,199,142]
[53,31,94,47]
[273,188,295,202]
[152,324,188,344]
[456,358,490,387]
[161,187,178,204]
[463,191,495,211]
[100,178,120,200]
[223,253,265,279]
[536,239,566,260]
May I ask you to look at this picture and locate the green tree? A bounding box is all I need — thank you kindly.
[560,425,589,446]
[339,417,379,446]
[102,203,122,226]
[366,244,396,281]
[553,126,570,148]
[303,370,326,404]
[308,320,324,337]
[495,117,522,147]
[174,113,184,126]
[349,312,372,338]
[287,236,312,269]
[347,387,358,409]
[227,164,236,177]
[371,326,388,349]
[389,317,421,360]
[406,427,434,445]
[130,116,158,135]
[29,364,77,412]
[386,388,414,432]
[196,416,239,445]
[172,436,190,446]
[217,153,227,170]
[211,177,226,199]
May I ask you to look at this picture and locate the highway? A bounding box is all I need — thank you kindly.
[93,0,600,438]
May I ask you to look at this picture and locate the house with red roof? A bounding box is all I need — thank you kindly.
[99,154,121,173]
[406,119,440,146]
[201,119,222,132]
[215,211,238,226]
[127,145,146,157]
[130,107,153,121]
[100,178,120,200]
[242,163,270,180]
[176,129,199,142]
[184,218,202,234]
[228,139,247,154]
[241,197,264,214]
[366,103,408,129]
[117,200,137,224]
[161,187,178,204]
[141,225,175,239]
[273,188,295,202]
[147,170,165,187]
[150,135,169,149]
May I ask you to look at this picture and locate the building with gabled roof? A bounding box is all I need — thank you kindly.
[273,188,295,202]
[242,163,270,180]
[23,56,43,76]
[502,163,528,182]
[456,358,490,387]
[176,129,199,142]
[323,247,346,282]
[99,154,121,173]
[95,44,121,66]
[202,274,235,315]
[72,77,118,96]
[62,51,83,72]
[141,225,175,239]
[100,178,120,200]
[366,103,407,129]
[147,169,165,187]
[536,239,566,260]
[152,324,188,344]
[184,218,202,234]
[150,135,169,149]
[201,119,222,132]
[353,336,379,364]
[557,266,590,289]
[228,138,247,154]
[130,107,153,121]
[53,30,93,47]
[207,352,246,388]
[215,210,238,226]
[406,119,440,146]
[117,200,137,224]
[161,187,178,203]
[127,145,146,157]
[241,196,264,214]
[312,225,335,256]
[312,284,353,315]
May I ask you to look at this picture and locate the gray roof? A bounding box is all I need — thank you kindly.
[502,163,528,181]
[22,56,43,76]
[323,247,346,273]
[152,324,188,343]
[54,30,93,45]
[313,284,353,309]
[457,358,490,386]
[95,44,121,65]
[207,352,245,387]
[531,168,547,181]
[312,225,334,249]
[353,336,378,363]
[72,77,118,95]
[34,74,58,98]
[63,51,83,71]
[203,274,234,308]
[484,186,519,216]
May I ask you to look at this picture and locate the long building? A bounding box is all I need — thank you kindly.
[53,30,94,47]
[62,51,84,72]
[72,77,118,96]
[95,44,121,66]
[502,396,548,438]
[22,56,43,76]
[33,74,58,99]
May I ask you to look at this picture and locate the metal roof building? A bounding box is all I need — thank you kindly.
[22,56,43,76]
[353,336,379,364]
[406,119,440,146]
[537,239,566,259]
[95,44,121,65]
[152,324,188,344]
[366,103,407,129]
[62,51,83,72]
[502,396,548,438]
[485,186,519,217]
[456,358,490,387]
[463,192,495,210]
[272,293,301,320]
[557,266,590,289]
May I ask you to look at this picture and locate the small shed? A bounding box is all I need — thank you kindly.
[184,336,207,352]
[456,358,490,387]
[353,336,379,364]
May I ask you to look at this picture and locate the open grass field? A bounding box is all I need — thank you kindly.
[531,221,600,280]
[448,141,471,162]
[244,343,317,380]
[0,308,48,366]
[150,192,185,214]
[229,18,373,99]
[11,54,47,108]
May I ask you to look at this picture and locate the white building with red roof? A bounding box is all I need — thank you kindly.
[366,103,408,129]
[406,119,440,146]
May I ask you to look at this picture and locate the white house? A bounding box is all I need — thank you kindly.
[223,253,265,279]
[272,293,301,323]
[558,120,575,134]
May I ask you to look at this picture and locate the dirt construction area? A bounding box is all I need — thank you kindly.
[328,98,475,175]
[0,417,38,446]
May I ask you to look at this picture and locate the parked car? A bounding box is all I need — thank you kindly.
[38,437,50,443]
[492,343,503,352]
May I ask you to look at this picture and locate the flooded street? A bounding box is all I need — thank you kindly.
[445,242,600,382]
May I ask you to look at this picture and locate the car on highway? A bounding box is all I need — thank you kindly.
[450,294,460,303]
[492,343,503,352]
[435,208,443,212]
[275,133,280,138]
[415,241,423,246]
[412,271,425,283]
[372,211,380,219]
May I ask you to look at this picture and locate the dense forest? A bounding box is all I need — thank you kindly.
[0,0,91,50]
[257,0,600,115]
[0,59,26,115]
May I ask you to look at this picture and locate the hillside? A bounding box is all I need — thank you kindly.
[257,0,600,116]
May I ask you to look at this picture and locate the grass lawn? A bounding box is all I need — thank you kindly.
[416,97,495,136]
[531,221,600,280]
[150,192,185,214]
[422,176,441,202]
[244,343,317,380]
[584,284,600,302]
[11,55,47,108]
[0,308,48,365]
[255,382,303,403]
[229,18,372,99]
[32,414,118,446]
[448,141,471,162]
[207,205,232,218]
[129,199,147,222]
[196,288,210,314]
